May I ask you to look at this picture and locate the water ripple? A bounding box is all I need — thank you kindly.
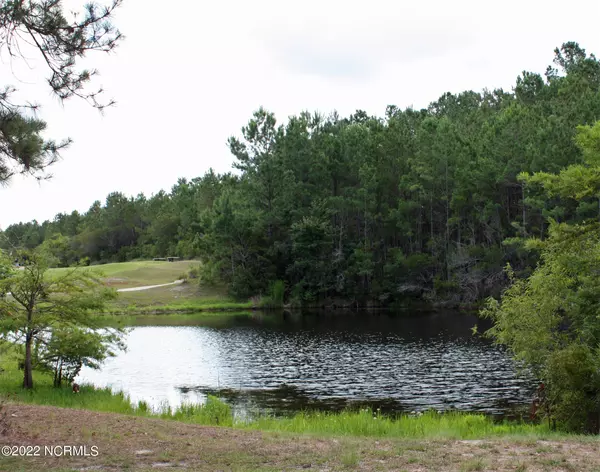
[78,311,535,415]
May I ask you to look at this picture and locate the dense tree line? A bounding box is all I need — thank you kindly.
[4,42,600,305]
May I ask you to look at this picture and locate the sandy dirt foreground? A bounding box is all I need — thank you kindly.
[0,403,599,471]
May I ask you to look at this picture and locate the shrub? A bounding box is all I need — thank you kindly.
[260,280,285,308]
[187,264,201,279]
[198,261,220,286]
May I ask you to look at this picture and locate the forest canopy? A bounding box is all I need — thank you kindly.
[3,42,600,306]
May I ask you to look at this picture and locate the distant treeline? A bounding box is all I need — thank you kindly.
[4,42,600,305]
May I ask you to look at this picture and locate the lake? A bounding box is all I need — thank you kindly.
[77,310,535,417]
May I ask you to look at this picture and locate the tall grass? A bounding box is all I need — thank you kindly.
[247,409,556,439]
[108,299,255,315]
[95,311,256,328]
[259,280,285,308]
[159,397,233,427]
[0,353,137,414]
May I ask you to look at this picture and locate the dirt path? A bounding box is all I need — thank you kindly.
[116,280,183,293]
[0,403,599,471]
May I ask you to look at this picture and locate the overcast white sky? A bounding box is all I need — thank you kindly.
[1,0,600,228]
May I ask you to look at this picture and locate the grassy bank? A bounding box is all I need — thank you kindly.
[247,409,553,439]
[0,351,137,415]
[95,311,258,328]
[4,404,600,472]
[108,295,254,315]
[3,355,599,471]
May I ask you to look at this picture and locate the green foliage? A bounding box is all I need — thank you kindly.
[288,215,334,302]
[482,121,600,432]
[0,348,137,413]
[166,396,233,426]
[247,409,553,439]
[0,250,14,293]
[433,275,459,295]
[260,280,285,308]
[197,260,220,286]
[177,263,202,284]
[544,345,600,432]
[483,221,600,432]
[39,233,78,267]
[34,327,126,387]
[187,264,201,280]
[5,43,600,306]
[0,250,121,389]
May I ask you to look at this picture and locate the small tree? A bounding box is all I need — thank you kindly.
[0,250,119,389]
[481,227,600,432]
[34,326,124,388]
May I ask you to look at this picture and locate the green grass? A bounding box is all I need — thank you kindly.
[111,293,254,314]
[95,311,258,328]
[0,352,137,414]
[48,260,197,288]
[460,458,487,471]
[245,409,560,440]
[47,260,254,314]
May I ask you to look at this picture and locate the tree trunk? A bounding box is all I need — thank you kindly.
[522,183,527,235]
[23,331,33,389]
[430,194,434,255]
[53,359,63,388]
[585,411,600,435]
[53,359,60,387]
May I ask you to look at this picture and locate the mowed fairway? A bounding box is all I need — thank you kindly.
[50,260,196,288]
[48,261,235,313]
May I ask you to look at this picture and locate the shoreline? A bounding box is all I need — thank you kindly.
[1,402,598,472]
[103,301,482,316]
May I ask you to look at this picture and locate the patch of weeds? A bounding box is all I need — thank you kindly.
[371,448,394,459]
[407,444,428,452]
[117,458,134,469]
[560,460,576,472]
[341,450,359,468]
[519,439,539,448]
[460,458,487,471]
[159,450,174,461]
[538,456,575,470]
[540,458,562,466]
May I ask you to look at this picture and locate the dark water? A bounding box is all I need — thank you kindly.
[77,310,535,417]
